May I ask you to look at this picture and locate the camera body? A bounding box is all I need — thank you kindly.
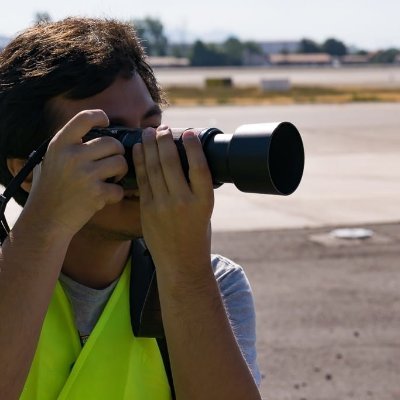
[84,122,304,195]
[85,126,145,190]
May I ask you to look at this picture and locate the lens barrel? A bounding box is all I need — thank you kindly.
[86,122,304,195]
[199,122,304,195]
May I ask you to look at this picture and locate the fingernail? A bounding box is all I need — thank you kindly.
[183,130,196,139]
[157,124,168,131]
[143,128,156,139]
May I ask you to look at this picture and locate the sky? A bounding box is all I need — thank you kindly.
[0,0,399,50]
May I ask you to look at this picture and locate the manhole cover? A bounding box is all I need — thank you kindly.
[330,228,374,240]
[309,227,391,247]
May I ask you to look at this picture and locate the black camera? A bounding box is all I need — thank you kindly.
[84,122,304,195]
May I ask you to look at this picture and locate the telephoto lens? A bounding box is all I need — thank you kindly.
[85,122,304,195]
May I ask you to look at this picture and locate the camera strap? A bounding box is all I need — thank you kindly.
[0,138,51,244]
[129,238,175,398]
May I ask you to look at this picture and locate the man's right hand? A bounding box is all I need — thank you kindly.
[24,110,128,237]
[0,109,130,399]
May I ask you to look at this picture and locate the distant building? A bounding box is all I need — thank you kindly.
[258,41,300,55]
[147,56,190,67]
[242,49,268,66]
[240,40,301,66]
[267,53,333,66]
[340,54,371,65]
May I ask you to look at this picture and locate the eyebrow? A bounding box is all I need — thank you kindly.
[143,104,163,120]
[108,104,162,127]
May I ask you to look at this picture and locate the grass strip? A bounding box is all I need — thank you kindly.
[165,85,400,106]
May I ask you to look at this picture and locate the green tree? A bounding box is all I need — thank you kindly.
[370,48,399,63]
[322,38,347,56]
[190,40,227,66]
[223,36,244,65]
[132,17,168,56]
[242,41,263,56]
[170,44,183,58]
[191,37,261,66]
[298,38,321,53]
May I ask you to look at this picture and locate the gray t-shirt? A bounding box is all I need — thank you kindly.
[59,254,261,386]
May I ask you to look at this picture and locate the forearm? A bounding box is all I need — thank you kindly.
[134,127,260,398]
[0,208,72,399]
[156,260,261,400]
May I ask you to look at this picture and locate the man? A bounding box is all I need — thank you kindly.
[0,18,261,399]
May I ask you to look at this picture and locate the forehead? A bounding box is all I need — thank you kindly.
[49,74,158,129]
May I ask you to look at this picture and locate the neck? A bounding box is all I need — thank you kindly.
[62,229,132,289]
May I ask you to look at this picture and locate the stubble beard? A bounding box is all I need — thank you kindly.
[80,220,144,242]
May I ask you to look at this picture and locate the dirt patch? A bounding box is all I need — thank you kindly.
[165,85,400,106]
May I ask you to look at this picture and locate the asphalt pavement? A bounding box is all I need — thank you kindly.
[212,222,400,400]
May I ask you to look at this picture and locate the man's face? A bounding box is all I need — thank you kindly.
[50,74,162,240]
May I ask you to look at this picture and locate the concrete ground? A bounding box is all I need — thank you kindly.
[2,102,400,399]
[169,103,400,400]
[164,103,400,231]
[212,223,400,400]
[154,66,400,89]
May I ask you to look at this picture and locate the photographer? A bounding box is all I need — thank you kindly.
[0,18,261,399]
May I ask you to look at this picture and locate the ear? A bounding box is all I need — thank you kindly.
[6,158,33,193]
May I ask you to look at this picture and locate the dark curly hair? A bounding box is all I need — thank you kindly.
[0,17,166,205]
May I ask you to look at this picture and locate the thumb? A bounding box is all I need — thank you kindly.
[51,109,109,146]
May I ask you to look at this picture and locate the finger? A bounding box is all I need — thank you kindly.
[182,131,213,198]
[98,181,125,205]
[156,127,190,195]
[132,143,152,203]
[81,136,125,161]
[141,128,168,198]
[93,154,128,182]
[51,110,109,146]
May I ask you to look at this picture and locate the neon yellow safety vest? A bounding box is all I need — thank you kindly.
[20,261,172,400]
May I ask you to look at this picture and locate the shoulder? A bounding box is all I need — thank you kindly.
[211,254,250,291]
[210,254,255,311]
[211,253,244,277]
[211,254,261,387]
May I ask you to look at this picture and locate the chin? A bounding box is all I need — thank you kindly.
[83,198,143,240]
[81,221,143,241]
